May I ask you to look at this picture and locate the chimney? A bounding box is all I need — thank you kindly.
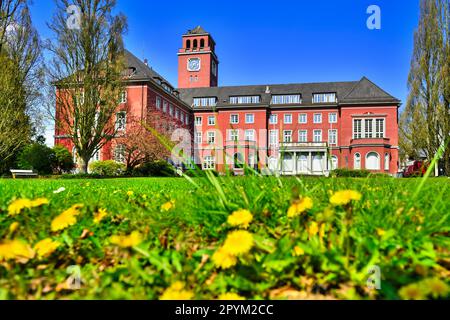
[144,58,148,66]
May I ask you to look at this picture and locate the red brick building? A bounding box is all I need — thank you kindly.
[56,26,401,176]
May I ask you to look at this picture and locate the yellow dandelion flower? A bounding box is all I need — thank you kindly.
[34,239,61,258]
[7,198,32,216]
[287,197,313,218]
[212,247,238,269]
[127,191,134,197]
[330,190,362,206]
[319,223,326,240]
[227,209,253,229]
[9,222,20,233]
[161,200,175,212]
[307,222,319,237]
[93,208,108,224]
[398,283,426,300]
[423,278,449,299]
[51,204,83,232]
[222,230,254,256]
[0,240,35,261]
[160,281,194,300]
[110,231,142,248]
[30,198,49,208]
[293,246,305,257]
[218,293,245,300]
[376,228,386,237]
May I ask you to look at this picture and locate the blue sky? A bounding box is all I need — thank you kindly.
[29,0,420,145]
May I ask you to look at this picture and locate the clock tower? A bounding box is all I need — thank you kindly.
[178,26,219,89]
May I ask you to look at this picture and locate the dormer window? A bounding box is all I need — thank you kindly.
[313,93,337,104]
[271,94,302,104]
[230,96,260,104]
[193,97,217,107]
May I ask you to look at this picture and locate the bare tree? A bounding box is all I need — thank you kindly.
[47,0,127,173]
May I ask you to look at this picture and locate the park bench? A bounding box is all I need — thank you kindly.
[10,169,38,179]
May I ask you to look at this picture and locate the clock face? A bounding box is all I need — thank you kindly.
[188,58,201,71]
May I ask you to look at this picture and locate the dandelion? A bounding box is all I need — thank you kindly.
[287,197,313,218]
[110,231,142,248]
[422,278,449,299]
[398,283,426,300]
[34,239,61,258]
[222,230,254,256]
[376,228,386,237]
[9,222,19,233]
[0,240,35,261]
[218,293,245,300]
[51,204,83,232]
[53,187,66,194]
[319,223,326,240]
[329,190,362,206]
[7,198,32,216]
[161,200,175,212]
[212,247,238,269]
[307,222,319,237]
[293,246,305,257]
[93,208,108,224]
[30,198,49,208]
[227,209,253,229]
[127,191,134,197]
[160,281,194,300]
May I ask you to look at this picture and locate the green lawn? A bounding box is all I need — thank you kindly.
[0,176,449,300]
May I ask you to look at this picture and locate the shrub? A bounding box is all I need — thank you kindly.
[331,169,371,178]
[18,143,55,175]
[132,160,175,177]
[52,145,75,174]
[89,160,126,176]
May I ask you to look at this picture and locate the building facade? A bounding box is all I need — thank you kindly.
[56,26,401,176]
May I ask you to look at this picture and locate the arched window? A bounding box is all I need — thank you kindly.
[331,155,338,170]
[200,39,205,48]
[186,39,191,49]
[234,153,244,169]
[193,39,198,48]
[354,153,361,170]
[114,145,126,163]
[268,156,278,172]
[72,146,78,165]
[385,153,390,171]
[312,153,324,172]
[366,152,380,170]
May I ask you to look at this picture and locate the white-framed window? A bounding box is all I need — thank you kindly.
[185,115,190,125]
[156,96,161,109]
[193,97,217,107]
[271,94,302,104]
[313,113,322,124]
[163,101,168,113]
[353,118,385,139]
[284,114,292,124]
[313,93,337,104]
[366,152,380,170]
[114,144,126,163]
[203,156,216,170]
[328,129,337,145]
[195,116,202,126]
[181,113,185,124]
[208,115,216,126]
[298,130,308,142]
[245,114,255,124]
[329,113,337,123]
[228,129,239,141]
[115,112,126,131]
[169,105,174,117]
[195,132,202,144]
[331,156,338,170]
[354,153,361,170]
[299,113,307,124]
[175,109,180,120]
[230,96,260,104]
[119,91,127,104]
[269,114,278,124]
[313,129,322,142]
[283,130,293,143]
[353,119,362,139]
[245,129,255,141]
[269,130,279,145]
[207,131,216,144]
[385,153,390,171]
[230,114,239,124]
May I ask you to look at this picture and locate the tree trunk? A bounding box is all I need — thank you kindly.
[80,157,90,174]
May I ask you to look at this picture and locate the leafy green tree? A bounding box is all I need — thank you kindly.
[52,145,75,174]
[18,143,55,174]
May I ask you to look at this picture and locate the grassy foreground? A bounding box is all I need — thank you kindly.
[0,176,449,300]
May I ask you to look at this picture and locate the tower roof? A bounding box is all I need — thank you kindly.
[184,26,208,35]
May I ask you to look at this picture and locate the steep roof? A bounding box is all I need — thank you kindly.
[178,77,400,108]
[124,49,172,85]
